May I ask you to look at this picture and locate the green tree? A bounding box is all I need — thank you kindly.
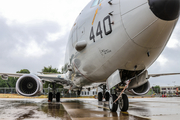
[16,69,30,73]
[42,65,62,88]
[152,85,160,94]
[42,66,60,74]
[146,88,155,95]
[0,78,8,87]
[6,77,17,87]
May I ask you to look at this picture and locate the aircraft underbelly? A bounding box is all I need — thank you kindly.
[83,40,165,82]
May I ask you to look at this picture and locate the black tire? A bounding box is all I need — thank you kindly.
[119,94,129,111]
[56,92,60,102]
[109,94,118,112]
[98,92,103,101]
[77,90,81,96]
[48,92,53,102]
[105,92,110,101]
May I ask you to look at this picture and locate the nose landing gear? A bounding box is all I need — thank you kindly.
[108,80,131,112]
[108,93,129,112]
[109,94,118,112]
[119,94,129,111]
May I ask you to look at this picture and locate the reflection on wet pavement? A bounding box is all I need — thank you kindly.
[0,97,180,120]
[40,102,70,119]
[61,99,149,120]
[0,99,71,120]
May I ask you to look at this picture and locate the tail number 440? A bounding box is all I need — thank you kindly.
[90,15,112,42]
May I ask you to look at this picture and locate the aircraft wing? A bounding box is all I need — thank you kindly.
[0,73,24,80]
[148,73,180,78]
[37,74,72,85]
[0,73,72,85]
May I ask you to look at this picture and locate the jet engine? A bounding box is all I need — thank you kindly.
[125,81,150,96]
[16,74,43,97]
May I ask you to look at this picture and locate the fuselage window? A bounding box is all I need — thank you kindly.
[92,0,99,7]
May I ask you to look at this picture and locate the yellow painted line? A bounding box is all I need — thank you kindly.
[92,3,102,25]
[92,8,98,25]
[71,23,76,31]
[121,111,129,114]
[73,23,76,27]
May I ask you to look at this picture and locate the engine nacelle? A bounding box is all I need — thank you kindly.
[125,81,150,96]
[128,70,148,89]
[16,74,43,97]
[1,74,8,80]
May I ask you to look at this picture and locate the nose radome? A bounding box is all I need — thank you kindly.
[148,0,180,21]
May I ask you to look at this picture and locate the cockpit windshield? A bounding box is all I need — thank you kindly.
[92,0,99,7]
[91,0,103,7]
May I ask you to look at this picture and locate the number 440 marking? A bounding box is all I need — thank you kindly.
[90,15,112,42]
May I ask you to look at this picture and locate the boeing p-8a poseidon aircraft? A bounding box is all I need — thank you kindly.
[1,0,180,112]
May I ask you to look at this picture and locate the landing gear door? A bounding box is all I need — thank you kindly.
[106,70,121,90]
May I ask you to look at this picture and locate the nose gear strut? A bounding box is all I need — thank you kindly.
[113,80,131,104]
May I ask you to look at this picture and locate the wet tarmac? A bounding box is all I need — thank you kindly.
[0,97,180,120]
[0,98,71,120]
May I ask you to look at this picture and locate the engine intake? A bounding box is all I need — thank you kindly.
[16,74,43,97]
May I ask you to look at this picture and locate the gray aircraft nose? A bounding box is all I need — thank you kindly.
[148,0,180,20]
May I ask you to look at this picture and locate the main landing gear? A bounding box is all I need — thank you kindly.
[48,83,61,102]
[98,84,110,101]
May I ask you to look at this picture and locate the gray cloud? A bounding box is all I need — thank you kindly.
[0,15,68,73]
[148,20,180,86]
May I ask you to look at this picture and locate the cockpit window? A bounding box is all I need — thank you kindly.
[91,0,103,7]
[92,0,99,7]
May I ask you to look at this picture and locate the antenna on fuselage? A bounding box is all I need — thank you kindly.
[108,0,112,5]
[147,51,150,57]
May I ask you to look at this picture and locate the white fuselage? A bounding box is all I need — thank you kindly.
[64,0,178,87]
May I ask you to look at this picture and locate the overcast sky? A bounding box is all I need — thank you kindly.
[0,0,179,86]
